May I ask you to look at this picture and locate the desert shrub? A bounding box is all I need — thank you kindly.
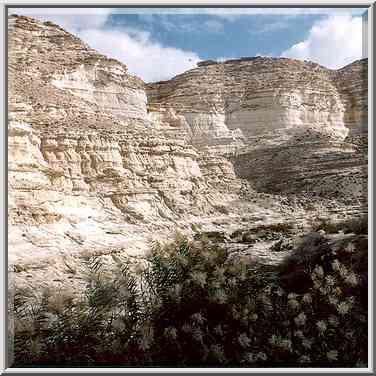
[249,223,294,241]
[12,232,368,367]
[140,234,273,366]
[312,219,340,234]
[43,21,56,27]
[13,264,29,273]
[193,231,228,243]
[13,256,144,366]
[263,223,294,233]
[273,233,368,367]
[190,223,202,233]
[270,238,294,253]
[281,232,330,289]
[215,205,230,215]
[312,216,367,235]
[339,216,368,235]
[230,222,294,244]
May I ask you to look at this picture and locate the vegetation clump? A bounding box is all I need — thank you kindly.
[230,222,294,243]
[312,216,367,235]
[12,228,368,367]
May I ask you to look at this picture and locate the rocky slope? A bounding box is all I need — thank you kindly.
[8,15,249,286]
[147,57,368,204]
[8,15,368,290]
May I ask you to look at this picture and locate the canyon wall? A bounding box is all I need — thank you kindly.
[8,15,368,284]
[146,57,368,203]
[8,15,240,269]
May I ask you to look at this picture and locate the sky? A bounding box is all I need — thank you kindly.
[10,7,368,82]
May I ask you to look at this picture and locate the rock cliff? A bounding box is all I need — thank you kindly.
[8,15,241,272]
[146,57,368,204]
[8,15,368,290]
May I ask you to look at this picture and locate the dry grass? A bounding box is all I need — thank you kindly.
[12,227,367,367]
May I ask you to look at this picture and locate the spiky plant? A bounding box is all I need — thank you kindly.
[12,225,368,368]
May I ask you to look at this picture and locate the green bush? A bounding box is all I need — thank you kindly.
[312,216,367,235]
[230,222,294,243]
[139,234,271,366]
[340,216,368,235]
[276,233,368,366]
[12,231,368,367]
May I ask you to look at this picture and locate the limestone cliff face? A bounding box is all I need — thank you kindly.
[147,58,348,148]
[331,59,368,139]
[147,57,368,202]
[8,15,367,284]
[8,15,147,125]
[8,15,240,269]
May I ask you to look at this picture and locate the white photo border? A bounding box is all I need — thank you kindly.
[0,1,374,374]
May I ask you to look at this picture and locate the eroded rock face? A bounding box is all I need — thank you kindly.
[8,15,368,290]
[147,58,349,146]
[8,15,241,273]
[331,59,368,138]
[147,57,368,202]
[51,64,148,121]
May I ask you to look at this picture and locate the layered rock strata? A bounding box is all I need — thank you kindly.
[8,15,368,290]
[8,15,240,271]
[147,57,368,203]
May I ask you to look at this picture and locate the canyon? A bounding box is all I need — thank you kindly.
[8,15,368,291]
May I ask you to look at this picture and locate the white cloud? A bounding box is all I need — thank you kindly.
[151,14,196,33]
[215,56,234,63]
[204,19,224,33]
[137,13,223,34]
[254,20,289,34]
[173,7,366,20]
[11,8,366,79]
[78,28,200,82]
[12,8,200,82]
[281,14,364,69]
[11,8,112,30]
[255,52,273,57]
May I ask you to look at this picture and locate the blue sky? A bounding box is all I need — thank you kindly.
[107,13,321,60]
[12,8,368,82]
